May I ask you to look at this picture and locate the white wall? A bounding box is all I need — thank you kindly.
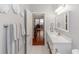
[0,14,24,53]
[45,13,55,32]
[56,4,79,49]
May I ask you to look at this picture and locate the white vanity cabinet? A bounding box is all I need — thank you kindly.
[52,42,72,54]
[46,32,72,54]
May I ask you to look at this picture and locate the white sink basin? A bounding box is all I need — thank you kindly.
[51,36,71,43]
[47,32,71,43]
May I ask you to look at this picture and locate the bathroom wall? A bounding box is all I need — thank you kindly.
[45,13,56,32]
[0,14,24,53]
[56,4,79,49]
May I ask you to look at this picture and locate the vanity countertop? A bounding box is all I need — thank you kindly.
[47,31,72,43]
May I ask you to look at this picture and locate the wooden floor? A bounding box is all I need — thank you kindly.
[32,30,44,45]
[32,37,44,45]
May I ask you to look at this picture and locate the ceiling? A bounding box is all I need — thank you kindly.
[0,4,59,17]
[25,4,59,19]
[26,4,59,12]
[32,12,44,19]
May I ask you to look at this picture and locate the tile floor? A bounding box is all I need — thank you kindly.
[28,45,50,54]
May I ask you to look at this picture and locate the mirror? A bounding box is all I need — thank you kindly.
[55,11,69,32]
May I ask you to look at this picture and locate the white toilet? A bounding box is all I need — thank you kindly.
[72,49,79,54]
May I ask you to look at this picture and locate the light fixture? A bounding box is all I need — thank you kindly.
[55,5,67,15]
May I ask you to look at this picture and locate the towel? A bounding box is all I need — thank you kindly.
[3,23,25,54]
[3,24,17,54]
[7,24,17,54]
[17,24,25,53]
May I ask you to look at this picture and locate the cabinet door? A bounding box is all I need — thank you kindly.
[53,43,72,54]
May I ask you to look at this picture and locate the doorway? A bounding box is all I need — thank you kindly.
[32,14,45,45]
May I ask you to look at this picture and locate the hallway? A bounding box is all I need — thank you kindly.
[32,29,44,45]
[32,15,44,45]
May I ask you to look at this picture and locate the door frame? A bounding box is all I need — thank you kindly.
[32,12,45,45]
